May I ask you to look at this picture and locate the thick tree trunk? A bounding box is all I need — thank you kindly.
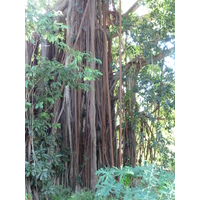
[41,39,51,60]
[25,40,33,65]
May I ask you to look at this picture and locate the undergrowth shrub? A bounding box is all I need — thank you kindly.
[69,189,118,200]
[68,189,95,200]
[95,163,175,200]
[48,186,72,200]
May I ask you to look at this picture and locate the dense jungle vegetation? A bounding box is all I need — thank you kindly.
[25,0,175,199]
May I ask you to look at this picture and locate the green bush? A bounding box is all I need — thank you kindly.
[69,189,95,200]
[95,163,175,200]
[48,186,72,200]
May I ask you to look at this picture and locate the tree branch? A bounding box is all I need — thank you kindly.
[122,0,142,18]
[111,47,174,90]
[140,104,163,120]
[53,0,69,12]
[125,47,174,73]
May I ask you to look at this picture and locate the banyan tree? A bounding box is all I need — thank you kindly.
[25,0,175,198]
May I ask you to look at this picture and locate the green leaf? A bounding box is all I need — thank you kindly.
[35,102,43,109]
[25,102,31,111]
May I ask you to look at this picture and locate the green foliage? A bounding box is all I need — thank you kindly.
[69,190,95,200]
[68,189,118,200]
[25,192,31,200]
[137,64,175,168]
[26,0,66,44]
[83,67,103,81]
[138,64,175,113]
[47,186,72,200]
[95,164,175,200]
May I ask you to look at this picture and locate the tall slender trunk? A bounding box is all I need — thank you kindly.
[89,0,97,190]
[118,0,123,168]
